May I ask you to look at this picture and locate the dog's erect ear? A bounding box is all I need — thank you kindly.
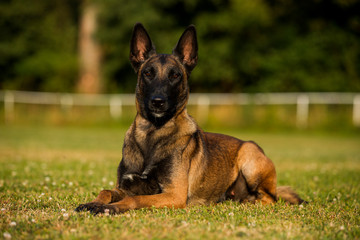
[173,25,198,73]
[130,23,156,72]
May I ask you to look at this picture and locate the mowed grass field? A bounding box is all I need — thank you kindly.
[0,125,359,239]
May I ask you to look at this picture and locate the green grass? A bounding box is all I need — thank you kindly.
[0,125,359,239]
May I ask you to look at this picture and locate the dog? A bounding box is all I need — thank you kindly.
[75,23,305,214]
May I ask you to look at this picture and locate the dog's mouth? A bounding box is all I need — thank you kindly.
[152,111,165,118]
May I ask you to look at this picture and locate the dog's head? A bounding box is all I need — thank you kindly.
[129,23,198,127]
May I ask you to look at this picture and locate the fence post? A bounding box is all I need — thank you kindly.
[197,95,210,125]
[296,94,309,128]
[4,91,15,123]
[353,94,360,127]
[110,96,122,119]
[60,94,73,111]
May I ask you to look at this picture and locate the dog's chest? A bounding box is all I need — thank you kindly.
[123,124,176,176]
[135,121,178,158]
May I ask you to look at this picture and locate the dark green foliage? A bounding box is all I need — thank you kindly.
[1,0,359,92]
[96,0,360,93]
[0,0,80,92]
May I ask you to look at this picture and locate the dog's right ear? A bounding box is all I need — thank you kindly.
[173,25,198,74]
[129,23,156,72]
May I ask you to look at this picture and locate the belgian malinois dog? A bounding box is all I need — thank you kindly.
[75,23,305,214]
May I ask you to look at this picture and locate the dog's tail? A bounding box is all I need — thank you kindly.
[276,186,307,204]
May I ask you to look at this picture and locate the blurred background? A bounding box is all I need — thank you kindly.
[0,0,360,131]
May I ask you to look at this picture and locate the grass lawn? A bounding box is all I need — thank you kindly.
[0,125,359,239]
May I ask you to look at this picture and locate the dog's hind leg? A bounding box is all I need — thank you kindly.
[236,142,277,204]
[225,171,250,202]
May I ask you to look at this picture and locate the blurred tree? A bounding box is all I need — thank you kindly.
[0,0,359,93]
[192,0,273,92]
[96,0,360,93]
[249,0,360,92]
[94,0,274,92]
[77,0,102,94]
[0,0,80,92]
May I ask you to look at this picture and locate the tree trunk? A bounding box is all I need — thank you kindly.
[77,1,102,94]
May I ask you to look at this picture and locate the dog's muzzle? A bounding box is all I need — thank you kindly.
[149,96,167,117]
[151,97,165,109]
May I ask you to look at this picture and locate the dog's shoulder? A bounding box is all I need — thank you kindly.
[175,109,198,136]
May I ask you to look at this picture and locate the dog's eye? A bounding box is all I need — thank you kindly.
[169,72,181,80]
[143,70,153,79]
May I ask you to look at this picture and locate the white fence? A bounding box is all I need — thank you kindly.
[1,90,359,127]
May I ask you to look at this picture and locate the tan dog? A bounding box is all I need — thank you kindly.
[75,23,305,214]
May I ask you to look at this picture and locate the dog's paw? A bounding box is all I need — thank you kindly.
[122,173,142,181]
[75,202,122,215]
[75,202,104,212]
[89,204,120,215]
[121,173,145,187]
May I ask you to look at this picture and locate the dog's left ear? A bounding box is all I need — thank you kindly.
[173,25,198,73]
[130,23,157,72]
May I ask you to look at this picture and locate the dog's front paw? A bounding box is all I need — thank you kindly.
[75,202,104,212]
[121,173,144,187]
[122,173,143,181]
[88,204,120,215]
[75,202,121,215]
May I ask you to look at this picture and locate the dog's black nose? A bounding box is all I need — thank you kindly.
[151,97,166,108]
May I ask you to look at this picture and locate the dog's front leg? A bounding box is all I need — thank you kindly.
[89,192,187,215]
[90,166,190,214]
[75,188,127,212]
